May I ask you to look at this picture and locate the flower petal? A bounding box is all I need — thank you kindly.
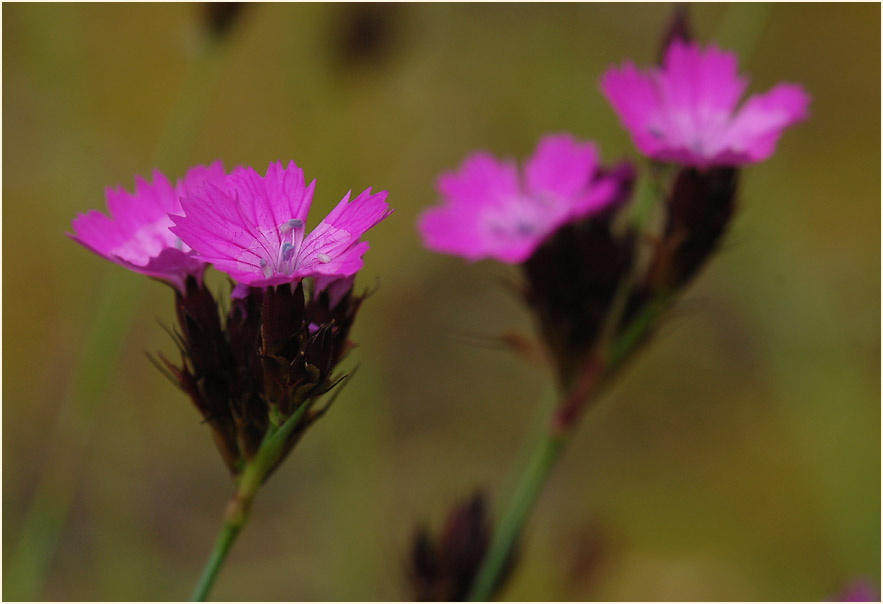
[297,188,392,277]
[601,41,807,166]
[724,83,811,163]
[436,152,521,210]
[70,164,224,291]
[525,133,600,200]
[600,61,664,156]
[418,135,630,264]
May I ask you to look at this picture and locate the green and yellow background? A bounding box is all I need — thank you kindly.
[3,3,879,600]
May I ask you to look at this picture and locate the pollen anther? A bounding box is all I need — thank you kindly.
[279,219,304,233]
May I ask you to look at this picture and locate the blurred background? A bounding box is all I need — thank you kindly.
[3,3,880,601]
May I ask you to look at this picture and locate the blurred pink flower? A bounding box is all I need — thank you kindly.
[70,161,226,292]
[829,579,880,602]
[417,133,626,264]
[171,160,391,287]
[601,40,810,167]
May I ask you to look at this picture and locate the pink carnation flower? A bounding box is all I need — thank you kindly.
[70,161,227,292]
[170,160,392,288]
[418,133,626,264]
[601,40,810,167]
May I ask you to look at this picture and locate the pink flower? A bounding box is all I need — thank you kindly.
[69,161,227,292]
[828,580,880,602]
[600,41,810,167]
[170,160,392,288]
[417,133,627,264]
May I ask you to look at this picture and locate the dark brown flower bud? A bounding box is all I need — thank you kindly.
[226,286,268,461]
[260,281,361,418]
[202,3,246,40]
[521,161,637,390]
[658,3,693,63]
[332,3,400,72]
[646,166,739,293]
[258,279,364,479]
[154,276,365,478]
[409,493,514,602]
[163,276,241,472]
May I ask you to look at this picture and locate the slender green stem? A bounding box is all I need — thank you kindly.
[190,403,310,601]
[468,432,567,602]
[468,290,675,601]
[190,519,244,602]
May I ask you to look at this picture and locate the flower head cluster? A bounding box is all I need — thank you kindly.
[416,36,810,413]
[601,40,810,167]
[69,161,226,292]
[71,160,391,475]
[418,134,630,264]
[408,18,813,600]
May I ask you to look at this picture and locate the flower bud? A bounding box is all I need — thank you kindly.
[409,493,515,601]
[658,3,693,63]
[522,162,636,390]
[203,3,246,40]
[158,275,241,473]
[646,166,739,293]
[156,277,365,478]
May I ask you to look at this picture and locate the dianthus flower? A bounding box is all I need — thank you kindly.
[170,160,391,288]
[601,40,810,167]
[417,134,627,264]
[69,161,227,292]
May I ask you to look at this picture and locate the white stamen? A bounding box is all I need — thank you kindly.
[281,242,296,261]
[279,218,304,233]
[318,253,332,264]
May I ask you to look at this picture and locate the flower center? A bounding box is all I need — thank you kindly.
[483,194,558,242]
[264,218,305,278]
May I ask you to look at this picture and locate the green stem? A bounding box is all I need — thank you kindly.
[468,291,674,601]
[190,404,310,601]
[190,519,244,602]
[468,433,567,602]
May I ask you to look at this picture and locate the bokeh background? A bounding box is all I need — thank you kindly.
[3,3,880,601]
